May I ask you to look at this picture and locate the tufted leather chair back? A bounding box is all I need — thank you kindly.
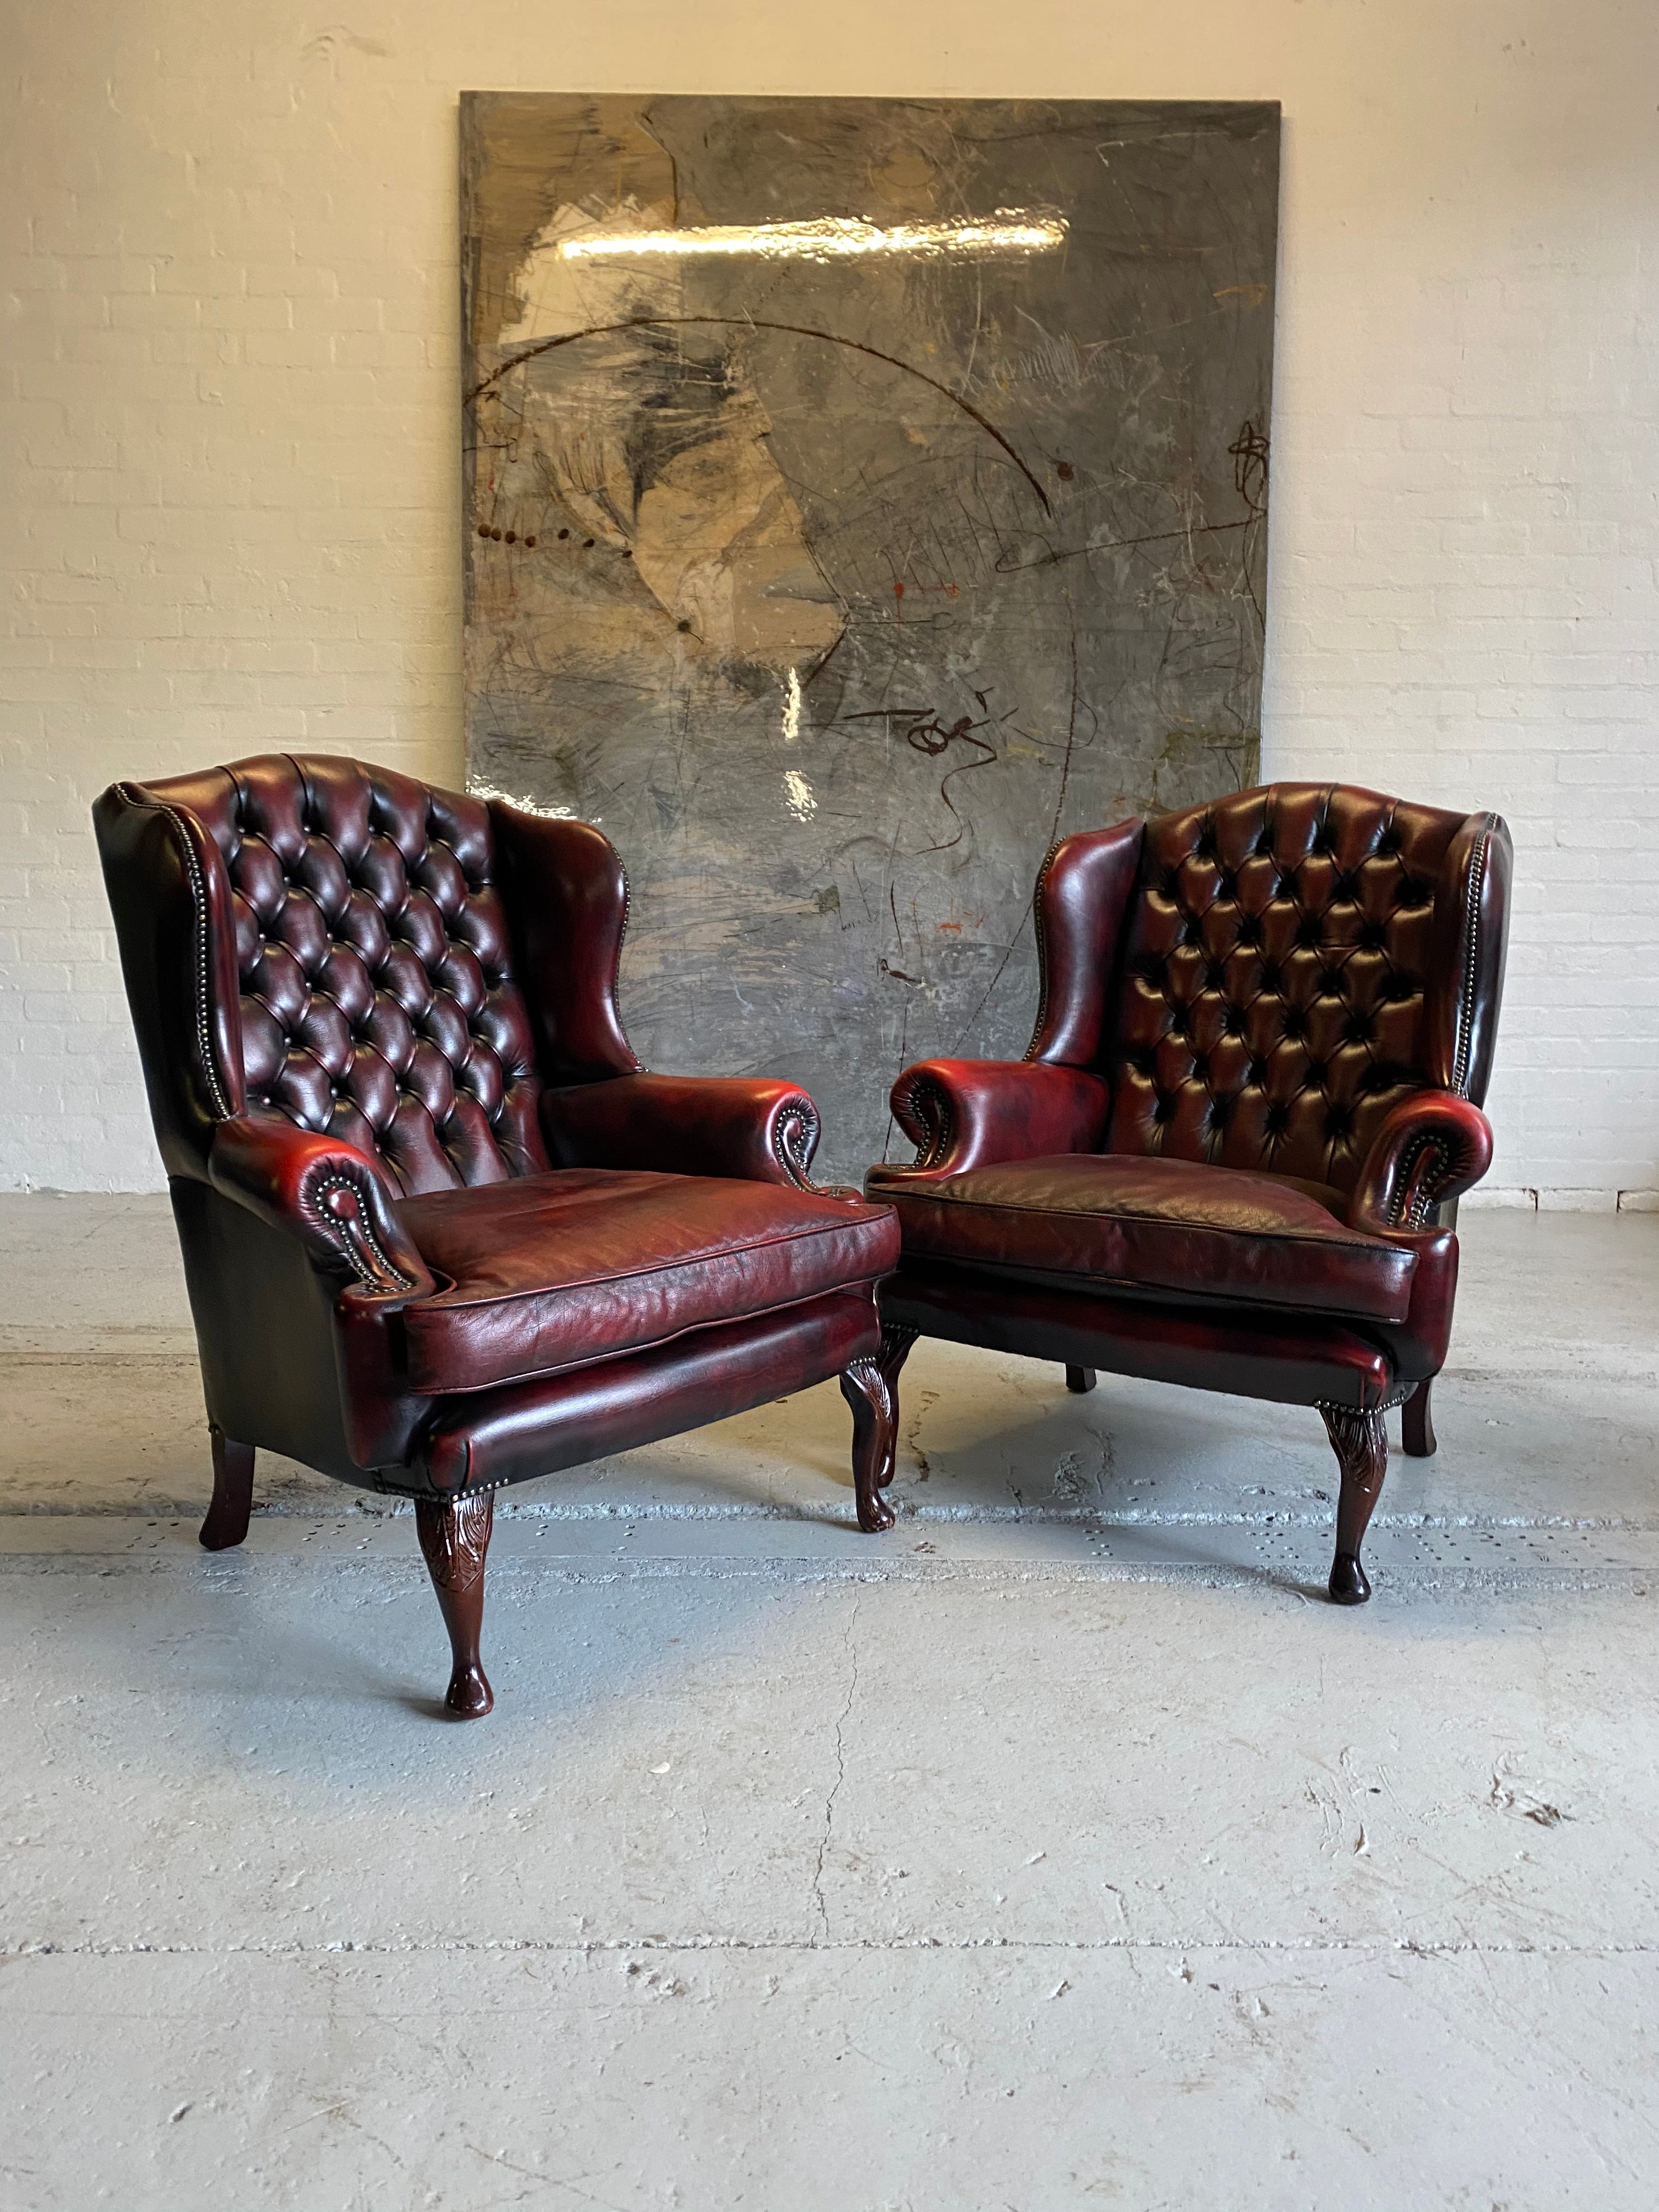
[97,754,552,1196]
[1087,783,1510,1197]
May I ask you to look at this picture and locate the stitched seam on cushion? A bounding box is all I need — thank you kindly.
[120,786,234,1122]
[408,1278,890,1395]
[1451,821,1491,1099]
[891,1188,1407,1261]
[412,1210,891,1315]
[934,1252,1415,1324]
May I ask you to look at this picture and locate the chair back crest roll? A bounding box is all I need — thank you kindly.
[110,753,550,1195]
[1101,782,1509,1195]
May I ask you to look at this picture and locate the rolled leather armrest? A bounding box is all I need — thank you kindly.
[1348,1091,1494,1235]
[206,1115,435,1298]
[872,1058,1113,1182]
[540,1071,838,1193]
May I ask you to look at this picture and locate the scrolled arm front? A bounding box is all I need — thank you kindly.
[206,1115,436,1299]
[871,1058,1113,1184]
[540,1071,843,1193]
[1344,1091,1493,1391]
[1348,1091,1495,1236]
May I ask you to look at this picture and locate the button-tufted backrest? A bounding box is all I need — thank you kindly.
[116,754,550,1197]
[1101,783,1508,1197]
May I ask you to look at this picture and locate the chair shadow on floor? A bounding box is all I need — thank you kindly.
[754,1365,1364,1602]
[33,1512,810,1765]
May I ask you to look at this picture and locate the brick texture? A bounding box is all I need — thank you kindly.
[3,1,1656,1195]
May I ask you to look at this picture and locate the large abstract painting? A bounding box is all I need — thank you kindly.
[462,95,1279,1178]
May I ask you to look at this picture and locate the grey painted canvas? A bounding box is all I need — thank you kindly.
[462,94,1279,1180]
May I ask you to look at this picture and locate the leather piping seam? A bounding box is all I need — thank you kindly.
[119,785,234,1123]
[891,1186,1410,1263]
[407,1281,886,1398]
[407,1213,893,1317]
[311,1172,419,1291]
[1022,840,1061,1062]
[1451,819,1491,1099]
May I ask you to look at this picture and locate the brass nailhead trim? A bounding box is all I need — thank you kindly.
[1452,821,1492,1099]
[120,786,233,1122]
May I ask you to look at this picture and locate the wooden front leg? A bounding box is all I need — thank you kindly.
[414,1491,495,1718]
[1321,1406,1389,1606]
[839,1323,918,1533]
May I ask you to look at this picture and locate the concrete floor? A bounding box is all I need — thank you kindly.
[1,1196,1656,2209]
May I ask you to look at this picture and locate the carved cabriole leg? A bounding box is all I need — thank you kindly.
[840,1360,898,1533]
[1321,1406,1389,1606]
[414,1491,495,1719]
[1065,1366,1098,1395]
[1402,1379,1437,1459]
[840,1324,916,1533]
[199,1426,255,1551]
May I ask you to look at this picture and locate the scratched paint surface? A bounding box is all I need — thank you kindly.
[462,95,1279,1180]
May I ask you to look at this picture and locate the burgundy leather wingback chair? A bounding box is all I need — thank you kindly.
[94,754,900,1716]
[867,783,1510,1604]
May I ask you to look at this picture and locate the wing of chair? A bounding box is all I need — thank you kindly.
[867,783,1511,1605]
[94,754,900,1717]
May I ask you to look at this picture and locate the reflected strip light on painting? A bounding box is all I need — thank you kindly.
[558,213,1068,262]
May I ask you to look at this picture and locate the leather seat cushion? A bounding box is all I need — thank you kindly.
[885,1153,1416,1324]
[397,1168,899,1395]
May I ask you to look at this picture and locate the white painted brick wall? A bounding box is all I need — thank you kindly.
[3,1,1656,1197]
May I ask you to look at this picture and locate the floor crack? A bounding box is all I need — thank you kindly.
[810,1593,860,1943]
[6,1936,1655,1961]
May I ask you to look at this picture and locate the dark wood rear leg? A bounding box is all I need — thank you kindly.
[414,1491,495,1718]
[1321,1407,1389,1605]
[199,1426,254,1551]
[1065,1366,1098,1395]
[840,1323,917,1533]
[1402,1378,1437,1458]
